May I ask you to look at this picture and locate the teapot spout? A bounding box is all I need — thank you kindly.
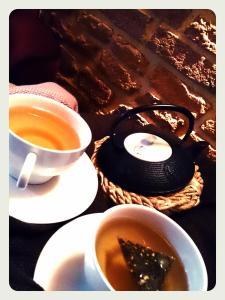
[186,141,209,161]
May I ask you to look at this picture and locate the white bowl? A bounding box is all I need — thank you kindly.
[84,204,208,291]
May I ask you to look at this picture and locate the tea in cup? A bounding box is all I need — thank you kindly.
[9,93,92,189]
[84,204,208,291]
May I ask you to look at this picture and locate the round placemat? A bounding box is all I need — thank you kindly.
[91,136,204,213]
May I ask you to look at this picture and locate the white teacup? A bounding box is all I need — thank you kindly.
[9,93,92,189]
[84,204,208,291]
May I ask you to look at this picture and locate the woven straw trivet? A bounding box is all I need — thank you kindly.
[91,136,204,213]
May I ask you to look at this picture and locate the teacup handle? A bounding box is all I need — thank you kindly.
[16,152,37,189]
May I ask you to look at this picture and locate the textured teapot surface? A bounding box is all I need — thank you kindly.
[96,104,198,196]
[97,134,195,196]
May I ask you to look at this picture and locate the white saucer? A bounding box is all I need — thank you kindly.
[33,213,102,290]
[9,153,98,224]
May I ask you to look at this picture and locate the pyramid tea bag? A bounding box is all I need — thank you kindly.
[118,238,175,291]
[96,216,188,291]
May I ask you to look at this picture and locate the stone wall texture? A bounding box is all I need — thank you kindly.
[40,9,216,159]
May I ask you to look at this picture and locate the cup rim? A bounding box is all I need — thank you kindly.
[9,93,92,154]
[92,204,208,291]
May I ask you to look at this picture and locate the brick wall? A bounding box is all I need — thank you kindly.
[40,9,216,160]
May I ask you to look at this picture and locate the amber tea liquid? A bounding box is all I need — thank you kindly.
[96,217,188,291]
[9,106,80,150]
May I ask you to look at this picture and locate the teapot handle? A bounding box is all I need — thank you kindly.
[111,104,194,145]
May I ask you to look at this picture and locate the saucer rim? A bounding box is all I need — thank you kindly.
[33,212,101,290]
[9,153,98,224]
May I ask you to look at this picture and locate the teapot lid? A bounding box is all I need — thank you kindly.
[124,132,172,162]
[96,104,196,196]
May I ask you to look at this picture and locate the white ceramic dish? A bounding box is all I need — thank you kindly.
[33,213,101,290]
[9,153,98,224]
[33,208,208,291]
[85,204,208,291]
[9,93,92,188]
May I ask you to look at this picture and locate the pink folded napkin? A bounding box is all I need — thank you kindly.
[9,82,78,112]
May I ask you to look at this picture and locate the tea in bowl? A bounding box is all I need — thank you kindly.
[9,93,92,189]
[84,204,208,291]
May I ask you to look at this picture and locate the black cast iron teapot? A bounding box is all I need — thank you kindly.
[96,104,208,196]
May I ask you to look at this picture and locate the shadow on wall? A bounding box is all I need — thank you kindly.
[9,9,60,85]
